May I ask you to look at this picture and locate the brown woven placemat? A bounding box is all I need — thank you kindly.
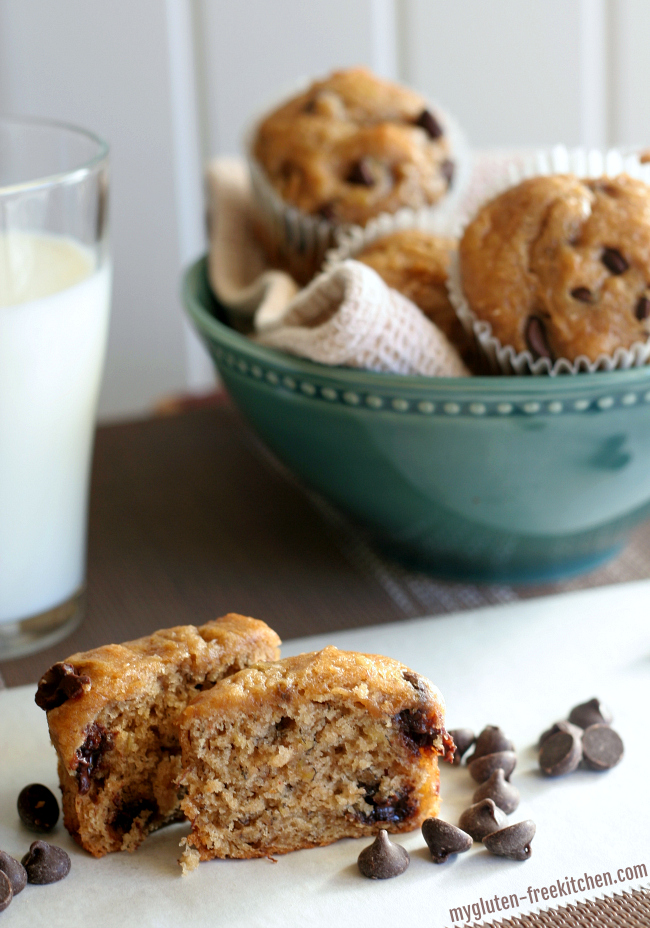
[467,886,650,927]
[3,400,650,687]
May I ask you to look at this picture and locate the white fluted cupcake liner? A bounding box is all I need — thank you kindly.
[322,203,458,272]
[245,78,471,282]
[447,145,650,375]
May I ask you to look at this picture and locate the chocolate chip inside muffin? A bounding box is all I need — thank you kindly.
[459,173,650,364]
[253,67,454,227]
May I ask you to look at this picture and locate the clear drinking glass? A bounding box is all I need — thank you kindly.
[0,117,111,659]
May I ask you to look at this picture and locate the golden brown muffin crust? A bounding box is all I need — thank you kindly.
[459,173,650,363]
[40,614,281,765]
[253,67,453,226]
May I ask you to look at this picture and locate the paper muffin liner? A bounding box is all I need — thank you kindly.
[245,77,471,285]
[322,202,458,272]
[447,145,650,375]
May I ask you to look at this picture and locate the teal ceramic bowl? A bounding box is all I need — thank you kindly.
[184,257,650,583]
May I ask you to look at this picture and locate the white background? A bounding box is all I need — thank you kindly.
[1,0,649,421]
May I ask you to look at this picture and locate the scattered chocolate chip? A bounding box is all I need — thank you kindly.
[415,109,443,140]
[0,852,26,896]
[538,720,583,749]
[458,799,507,842]
[539,730,582,777]
[17,784,59,832]
[468,750,517,784]
[35,662,90,711]
[422,818,472,863]
[568,698,613,729]
[441,159,455,186]
[470,726,515,761]
[0,872,12,913]
[483,821,536,861]
[21,841,70,884]
[636,296,650,320]
[525,315,553,361]
[347,159,374,186]
[472,769,520,814]
[571,287,593,303]
[602,248,628,275]
[581,724,624,771]
[357,829,409,879]
[448,728,475,765]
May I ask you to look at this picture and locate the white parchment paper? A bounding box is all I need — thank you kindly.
[1,581,649,927]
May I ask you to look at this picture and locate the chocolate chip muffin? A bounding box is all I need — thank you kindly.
[459,173,650,364]
[178,647,453,869]
[354,229,475,363]
[252,67,455,228]
[36,615,281,857]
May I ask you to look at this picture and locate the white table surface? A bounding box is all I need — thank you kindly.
[1,580,649,927]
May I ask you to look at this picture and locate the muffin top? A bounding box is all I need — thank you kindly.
[252,67,454,226]
[355,229,461,339]
[459,173,650,363]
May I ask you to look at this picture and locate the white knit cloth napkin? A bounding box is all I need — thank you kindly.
[206,157,299,323]
[256,260,469,377]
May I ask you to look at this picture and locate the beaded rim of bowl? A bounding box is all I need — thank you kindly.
[184,257,650,419]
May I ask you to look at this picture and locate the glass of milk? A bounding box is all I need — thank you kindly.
[0,117,111,659]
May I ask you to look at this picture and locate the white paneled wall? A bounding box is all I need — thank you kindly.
[1,0,650,420]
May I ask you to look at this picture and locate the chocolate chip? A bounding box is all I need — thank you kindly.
[35,662,90,711]
[468,750,517,783]
[347,159,374,186]
[483,821,536,861]
[0,872,12,913]
[422,819,472,863]
[110,798,158,836]
[441,159,455,186]
[17,784,59,832]
[581,724,624,771]
[21,841,70,884]
[472,769,520,814]
[539,730,582,777]
[357,785,414,825]
[76,723,112,794]
[602,248,628,275]
[525,315,553,361]
[415,109,443,139]
[402,670,425,693]
[571,287,593,303]
[538,720,583,749]
[318,202,337,222]
[0,852,26,896]
[458,799,507,842]
[636,296,650,320]
[396,709,440,751]
[470,726,515,761]
[357,829,409,879]
[448,728,475,766]
[568,698,613,729]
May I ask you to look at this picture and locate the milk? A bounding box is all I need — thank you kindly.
[0,233,111,623]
